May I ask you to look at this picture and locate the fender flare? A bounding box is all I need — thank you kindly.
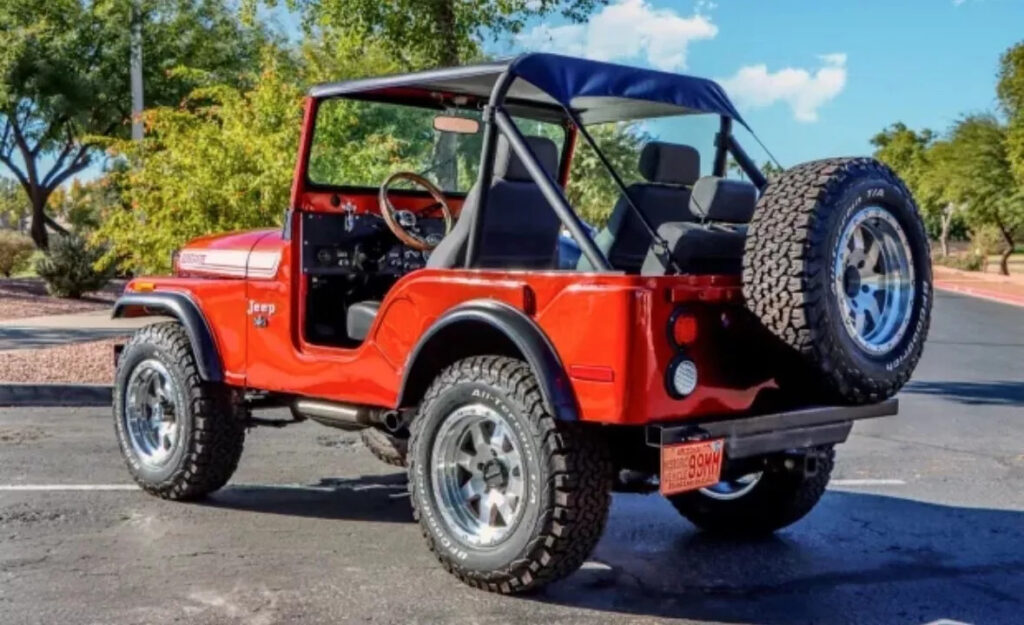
[397,300,579,421]
[112,292,223,382]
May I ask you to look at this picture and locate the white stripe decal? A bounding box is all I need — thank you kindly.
[177,249,280,279]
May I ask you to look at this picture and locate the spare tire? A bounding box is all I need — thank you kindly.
[743,158,932,404]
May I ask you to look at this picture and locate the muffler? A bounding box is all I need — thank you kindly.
[292,399,381,431]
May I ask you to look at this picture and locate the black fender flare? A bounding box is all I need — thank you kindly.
[397,300,579,421]
[112,292,223,382]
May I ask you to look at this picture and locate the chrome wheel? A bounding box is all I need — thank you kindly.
[431,404,527,548]
[123,359,182,469]
[833,206,915,355]
[699,472,762,501]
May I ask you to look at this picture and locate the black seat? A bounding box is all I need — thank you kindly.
[641,176,758,275]
[426,135,561,269]
[578,142,701,273]
[346,300,380,342]
[347,135,561,342]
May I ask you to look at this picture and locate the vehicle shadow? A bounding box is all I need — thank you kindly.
[202,472,413,523]
[903,379,1024,406]
[534,491,1024,625]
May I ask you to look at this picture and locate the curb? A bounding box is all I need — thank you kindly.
[934,281,1024,309]
[0,384,112,407]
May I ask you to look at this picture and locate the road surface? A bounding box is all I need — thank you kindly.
[1,291,1022,624]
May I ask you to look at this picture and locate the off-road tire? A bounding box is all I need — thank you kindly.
[668,447,834,536]
[113,322,245,500]
[361,427,408,467]
[743,158,932,404]
[408,356,612,594]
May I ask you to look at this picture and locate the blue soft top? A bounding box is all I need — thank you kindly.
[508,53,746,127]
[310,52,745,126]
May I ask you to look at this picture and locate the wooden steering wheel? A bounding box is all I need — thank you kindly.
[378,171,454,251]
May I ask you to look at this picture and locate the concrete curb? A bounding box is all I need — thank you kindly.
[0,384,112,407]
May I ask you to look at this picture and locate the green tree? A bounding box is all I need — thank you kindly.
[96,57,303,274]
[943,116,1023,275]
[567,123,646,226]
[999,42,1024,189]
[0,178,29,231]
[871,123,965,256]
[0,0,270,250]
[264,0,607,68]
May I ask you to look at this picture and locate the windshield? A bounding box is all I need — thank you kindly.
[308,99,565,194]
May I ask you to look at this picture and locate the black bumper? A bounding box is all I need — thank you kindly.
[646,399,898,459]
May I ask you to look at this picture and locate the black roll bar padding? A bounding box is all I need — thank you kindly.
[493,108,613,272]
[466,70,516,268]
[564,108,680,273]
[712,116,731,177]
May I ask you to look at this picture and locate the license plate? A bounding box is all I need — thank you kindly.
[659,438,725,496]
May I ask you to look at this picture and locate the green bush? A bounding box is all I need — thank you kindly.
[0,230,35,277]
[34,234,111,298]
[970,225,1009,257]
[935,252,986,272]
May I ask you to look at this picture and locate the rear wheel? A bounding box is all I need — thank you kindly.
[408,356,612,594]
[743,158,932,403]
[113,322,245,500]
[667,447,834,536]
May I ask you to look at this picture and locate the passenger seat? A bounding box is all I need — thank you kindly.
[641,176,758,275]
[578,142,701,273]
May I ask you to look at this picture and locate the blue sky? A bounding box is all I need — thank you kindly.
[502,0,1024,167]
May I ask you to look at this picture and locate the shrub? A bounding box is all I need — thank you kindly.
[0,230,35,277]
[935,252,986,272]
[34,234,111,298]
[970,225,1009,257]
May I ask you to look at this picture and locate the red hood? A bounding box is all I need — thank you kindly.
[181,228,280,253]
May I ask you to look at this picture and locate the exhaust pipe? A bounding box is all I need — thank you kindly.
[292,399,379,431]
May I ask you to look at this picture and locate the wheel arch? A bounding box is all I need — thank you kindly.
[112,292,223,382]
[396,300,579,421]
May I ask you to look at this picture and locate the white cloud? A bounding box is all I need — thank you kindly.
[515,0,718,71]
[718,53,848,123]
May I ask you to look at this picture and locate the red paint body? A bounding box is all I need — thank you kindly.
[124,96,776,426]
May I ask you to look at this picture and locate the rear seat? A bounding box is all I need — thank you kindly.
[641,176,758,275]
[578,142,700,273]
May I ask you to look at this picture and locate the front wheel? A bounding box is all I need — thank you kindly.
[113,322,246,500]
[408,356,612,594]
[667,447,834,536]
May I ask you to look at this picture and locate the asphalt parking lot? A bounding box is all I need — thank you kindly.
[1,290,1022,625]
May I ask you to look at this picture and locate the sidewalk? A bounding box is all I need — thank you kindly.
[932,266,1024,308]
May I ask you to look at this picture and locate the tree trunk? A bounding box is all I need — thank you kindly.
[430,0,461,191]
[29,193,50,250]
[939,203,954,257]
[996,220,1015,276]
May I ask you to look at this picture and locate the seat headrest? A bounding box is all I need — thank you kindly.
[689,176,758,224]
[639,142,700,186]
[494,135,559,182]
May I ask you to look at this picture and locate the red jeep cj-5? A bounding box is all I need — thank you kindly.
[112,53,932,593]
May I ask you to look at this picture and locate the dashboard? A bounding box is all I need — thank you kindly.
[300,210,447,277]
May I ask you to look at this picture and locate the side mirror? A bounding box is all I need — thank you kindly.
[433,115,480,135]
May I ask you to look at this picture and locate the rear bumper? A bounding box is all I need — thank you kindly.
[646,399,898,459]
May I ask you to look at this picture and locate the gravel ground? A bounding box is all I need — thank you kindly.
[0,338,119,384]
[0,278,123,322]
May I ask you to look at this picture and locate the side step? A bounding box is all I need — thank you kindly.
[645,399,898,459]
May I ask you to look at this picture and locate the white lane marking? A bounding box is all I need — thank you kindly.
[0,484,139,491]
[830,478,906,486]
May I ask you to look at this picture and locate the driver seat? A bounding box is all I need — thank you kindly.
[425,134,561,269]
[346,135,561,343]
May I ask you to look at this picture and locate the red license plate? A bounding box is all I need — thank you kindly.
[659,438,725,496]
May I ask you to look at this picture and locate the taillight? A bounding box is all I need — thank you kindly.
[668,308,698,347]
[666,308,699,398]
